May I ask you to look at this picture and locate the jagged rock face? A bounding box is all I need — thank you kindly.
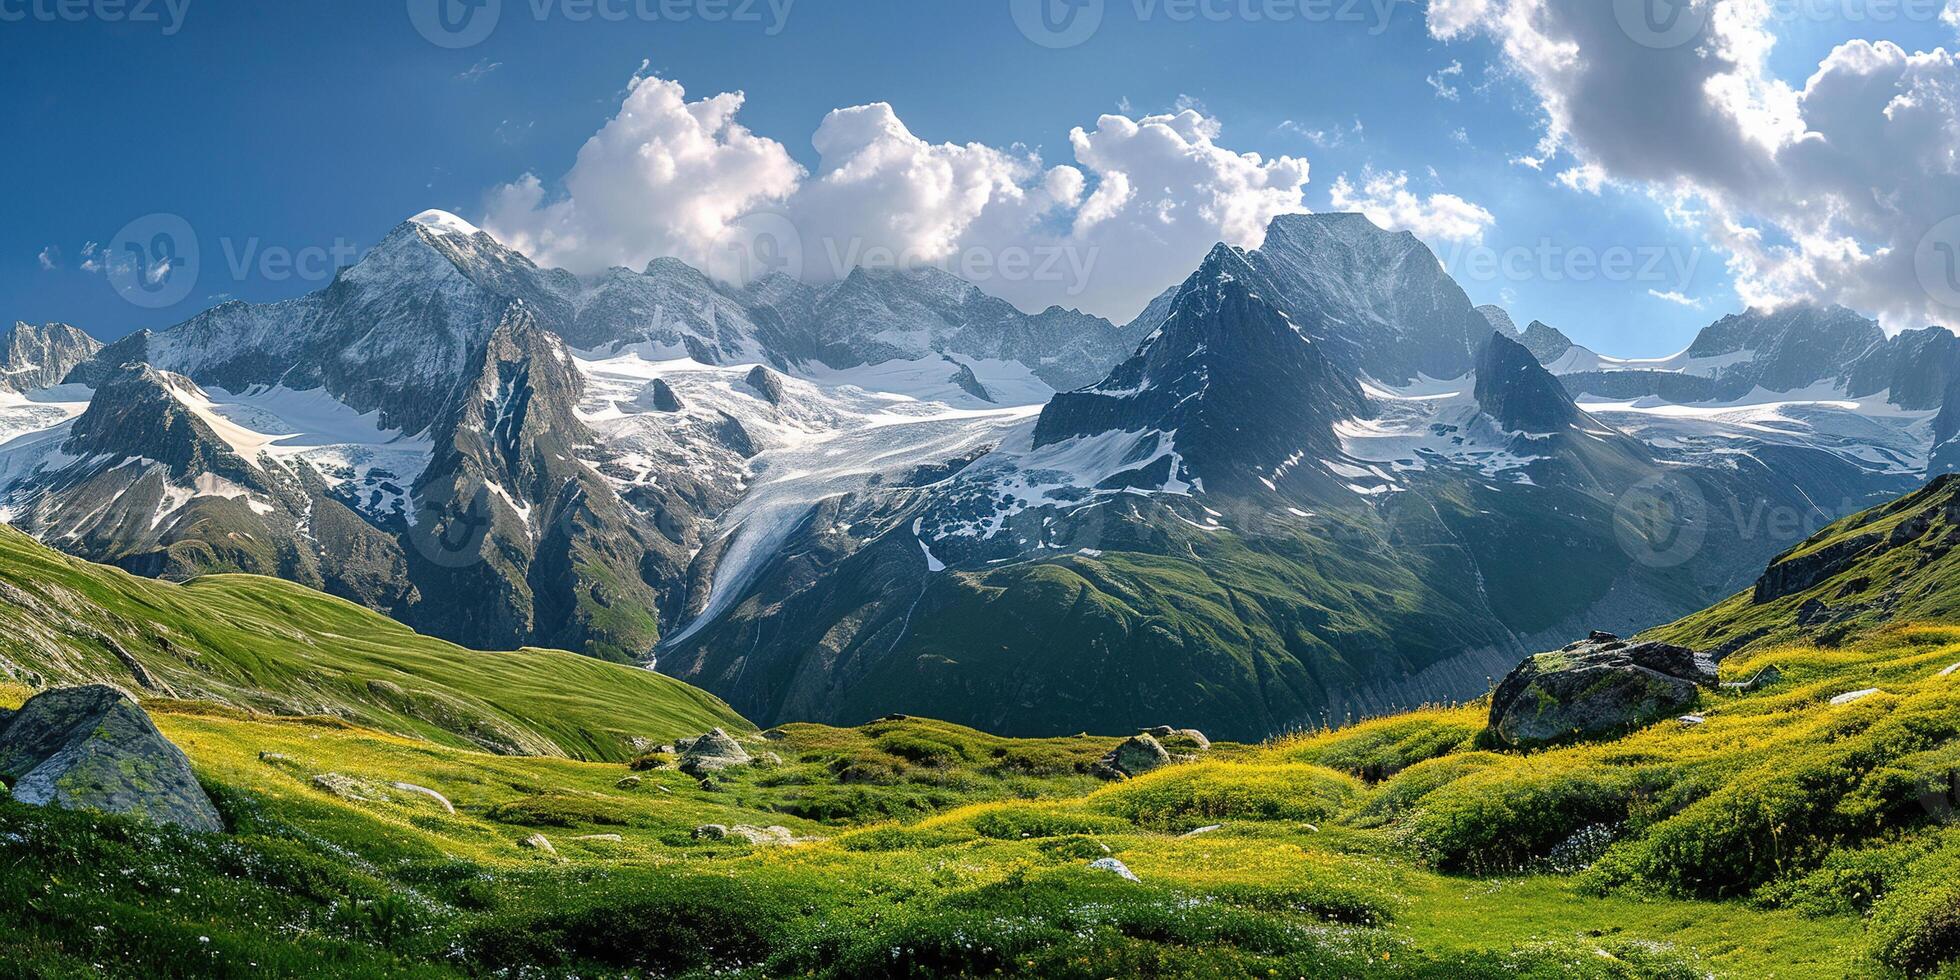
[405,305,672,660]
[0,685,222,832]
[65,366,265,485]
[1689,305,1883,393]
[1249,213,1492,384]
[1034,245,1368,493]
[1,323,100,392]
[1488,632,1715,748]
[1518,321,1576,364]
[1847,327,1958,411]
[1475,332,1582,433]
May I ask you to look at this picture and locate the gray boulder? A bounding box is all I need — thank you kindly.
[1095,734,1171,779]
[1489,632,1717,749]
[677,728,752,773]
[0,685,222,833]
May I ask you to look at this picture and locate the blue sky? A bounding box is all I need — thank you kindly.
[5,0,1954,356]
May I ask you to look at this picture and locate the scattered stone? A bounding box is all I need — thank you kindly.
[676,728,752,774]
[520,833,556,855]
[1830,688,1884,706]
[655,785,672,795]
[1721,665,1784,692]
[1488,633,1717,748]
[258,752,293,764]
[881,714,910,722]
[311,773,388,802]
[693,824,729,840]
[1175,729,1212,750]
[390,782,455,814]
[1942,663,1960,678]
[762,729,790,741]
[1094,734,1171,779]
[1088,857,1139,882]
[0,685,222,833]
[1180,824,1223,838]
[573,834,623,843]
[1143,725,1176,738]
[615,775,642,790]
[729,824,796,845]
[1678,715,1706,726]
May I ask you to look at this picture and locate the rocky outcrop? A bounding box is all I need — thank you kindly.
[1488,632,1716,749]
[0,685,221,832]
[745,365,786,406]
[677,728,751,773]
[1095,734,1171,779]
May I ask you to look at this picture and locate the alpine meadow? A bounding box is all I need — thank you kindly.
[10,1,1960,976]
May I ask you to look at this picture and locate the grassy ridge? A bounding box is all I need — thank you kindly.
[0,525,744,759]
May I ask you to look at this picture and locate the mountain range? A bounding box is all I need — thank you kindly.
[3,209,1955,738]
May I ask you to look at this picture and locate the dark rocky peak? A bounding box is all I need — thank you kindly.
[1474,332,1583,433]
[425,302,590,492]
[64,363,266,486]
[1518,320,1576,364]
[1,321,101,392]
[1032,245,1369,490]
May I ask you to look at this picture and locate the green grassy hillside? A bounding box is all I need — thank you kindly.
[0,524,745,760]
[12,481,1960,975]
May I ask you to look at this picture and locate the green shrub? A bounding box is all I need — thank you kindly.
[1402,762,1635,874]
[1277,711,1481,781]
[464,871,805,973]
[969,804,1130,840]
[485,793,629,828]
[1354,751,1506,824]
[1092,763,1356,829]
[1587,753,1861,897]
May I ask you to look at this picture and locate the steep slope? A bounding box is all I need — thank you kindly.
[400,303,682,660]
[0,322,99,393]
[0,523,745,759]
[1652,472,1960,656]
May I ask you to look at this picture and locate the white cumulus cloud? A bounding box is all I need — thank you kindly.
[1430,0,1960,331]
[1328,169,1495,244]
[482,72,804,274]
[478,73,1343,323]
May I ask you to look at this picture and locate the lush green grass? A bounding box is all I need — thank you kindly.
[12,496,1960,976]
[0,524,745,760]
[0,670,1881,978]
